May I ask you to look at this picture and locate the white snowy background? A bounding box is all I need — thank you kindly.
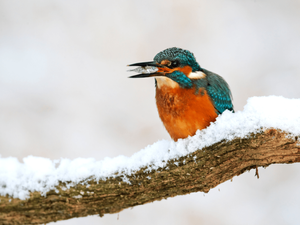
[0,0,300,224]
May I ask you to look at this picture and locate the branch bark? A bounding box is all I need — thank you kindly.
[1,129,300,225]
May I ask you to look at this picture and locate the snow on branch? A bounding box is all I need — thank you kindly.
[1,96,300,224]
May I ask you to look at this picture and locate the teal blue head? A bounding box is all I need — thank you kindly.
[153,47,201,72]
[128,47,205,89]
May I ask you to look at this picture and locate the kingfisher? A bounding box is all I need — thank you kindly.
[128,47,234,141]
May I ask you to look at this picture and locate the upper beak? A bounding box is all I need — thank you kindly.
[128,61,164,78]
[128,61,159,67]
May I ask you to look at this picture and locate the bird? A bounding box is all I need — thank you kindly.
[128,47,234,141]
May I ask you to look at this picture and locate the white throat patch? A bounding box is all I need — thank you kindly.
[156,77,179,89]
[187,71,206,79]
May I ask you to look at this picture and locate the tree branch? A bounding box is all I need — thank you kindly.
[1,129,300,225]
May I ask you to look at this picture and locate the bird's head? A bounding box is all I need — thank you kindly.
[128,47,206,89]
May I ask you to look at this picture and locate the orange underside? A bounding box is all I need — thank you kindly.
[156,86,218,141]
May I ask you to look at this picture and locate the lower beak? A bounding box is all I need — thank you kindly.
[129,74,158,78]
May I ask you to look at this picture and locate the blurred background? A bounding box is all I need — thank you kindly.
[1,0,300,224]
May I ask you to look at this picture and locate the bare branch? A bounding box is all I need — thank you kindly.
[1,129,299,225]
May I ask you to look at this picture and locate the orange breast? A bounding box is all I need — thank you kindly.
[155,86,218,141]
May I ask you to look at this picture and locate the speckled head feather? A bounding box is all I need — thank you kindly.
[154,47,201,72]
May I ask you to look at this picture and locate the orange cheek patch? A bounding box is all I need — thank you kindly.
[157,67,172,73]
[177,66,192,76]
[157,65,193,75]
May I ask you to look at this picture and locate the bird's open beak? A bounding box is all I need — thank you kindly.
[128,61,165,78]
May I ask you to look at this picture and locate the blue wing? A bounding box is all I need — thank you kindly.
[202,68,234,114]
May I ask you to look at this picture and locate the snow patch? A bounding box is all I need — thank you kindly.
[1,96,300,200]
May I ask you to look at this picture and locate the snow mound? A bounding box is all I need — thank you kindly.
[1,96,300,200]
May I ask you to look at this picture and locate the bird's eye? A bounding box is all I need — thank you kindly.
[169,61,179,68]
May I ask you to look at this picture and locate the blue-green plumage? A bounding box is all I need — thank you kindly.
[202,68,234,114]
[167,71,193,89]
